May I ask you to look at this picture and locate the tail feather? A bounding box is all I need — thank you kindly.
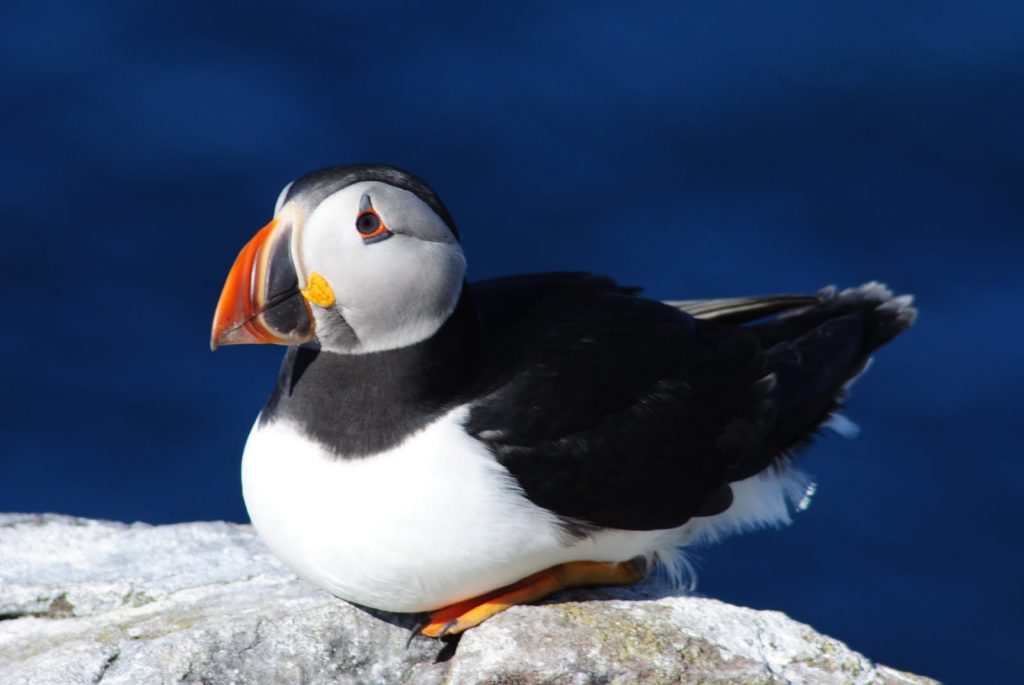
[746,282,915,469]
[756,281,916,350]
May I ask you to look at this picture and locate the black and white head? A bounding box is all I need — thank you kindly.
[211,165,466,354]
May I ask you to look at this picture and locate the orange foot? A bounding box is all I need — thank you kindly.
[420,557,647,638]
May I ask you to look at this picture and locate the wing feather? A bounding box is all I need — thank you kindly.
[665,294,821,323]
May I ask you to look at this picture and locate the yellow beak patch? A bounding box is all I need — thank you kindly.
[301,272,336,308]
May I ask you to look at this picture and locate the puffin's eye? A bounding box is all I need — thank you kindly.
[356,212,381,235]
[355,210,391,243]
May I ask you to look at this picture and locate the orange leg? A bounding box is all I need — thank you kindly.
[420,557,647,638]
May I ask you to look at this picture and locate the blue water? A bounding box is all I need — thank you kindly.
[2,2,1021,681]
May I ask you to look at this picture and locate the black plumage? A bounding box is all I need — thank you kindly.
[260,292,478,455]
[261,271,913,533]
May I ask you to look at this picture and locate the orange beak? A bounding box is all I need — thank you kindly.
[210,209,314,350]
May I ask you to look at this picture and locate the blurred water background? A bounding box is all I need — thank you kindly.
[2,2,1022,682]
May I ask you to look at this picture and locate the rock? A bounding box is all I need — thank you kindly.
[0,514,936,684]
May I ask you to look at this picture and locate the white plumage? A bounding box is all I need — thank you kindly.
[242,406,813,612]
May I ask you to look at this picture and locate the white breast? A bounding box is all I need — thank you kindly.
[241,406,813,612]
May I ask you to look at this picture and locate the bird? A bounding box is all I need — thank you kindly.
[211,163,916,638]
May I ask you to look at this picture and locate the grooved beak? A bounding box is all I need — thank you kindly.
[210,205,314,350]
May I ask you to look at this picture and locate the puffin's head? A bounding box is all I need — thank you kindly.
[211,165,465,354]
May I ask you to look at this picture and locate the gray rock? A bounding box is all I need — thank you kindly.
[0,514,937,684]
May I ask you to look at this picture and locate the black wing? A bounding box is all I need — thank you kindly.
[464,274,914,531]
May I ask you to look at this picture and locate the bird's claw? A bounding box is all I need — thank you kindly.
[406,617,430,648]
[436,619,459,639]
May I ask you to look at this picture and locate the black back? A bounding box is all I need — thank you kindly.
[262,273,914,532]
[464,274,773,529]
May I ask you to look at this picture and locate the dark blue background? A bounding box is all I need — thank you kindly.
[2,2,1021,682]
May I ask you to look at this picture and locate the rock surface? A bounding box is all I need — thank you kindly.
[0,514,936,684]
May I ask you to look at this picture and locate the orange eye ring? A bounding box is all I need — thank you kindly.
[355,209,391,242]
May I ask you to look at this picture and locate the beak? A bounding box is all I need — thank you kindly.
[210,203,314,350]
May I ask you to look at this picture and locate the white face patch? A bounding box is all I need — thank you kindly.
[293,181,466,354]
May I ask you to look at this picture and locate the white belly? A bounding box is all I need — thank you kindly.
[241,407,675,612]
[242,406,813,613]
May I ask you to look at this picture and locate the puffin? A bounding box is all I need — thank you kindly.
[211,164,915,638]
